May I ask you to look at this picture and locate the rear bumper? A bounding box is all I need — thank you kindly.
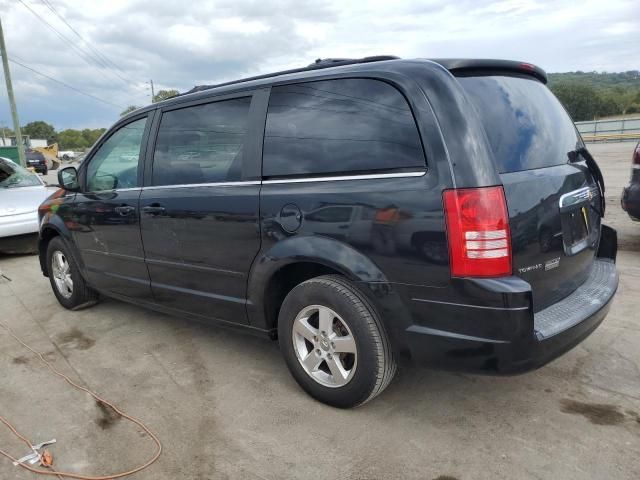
[399,258,618,374]
[621,183,640,220]
[27,162,47,173]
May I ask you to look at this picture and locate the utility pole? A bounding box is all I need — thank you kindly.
[150,79,155,103]
[0,17,26,167]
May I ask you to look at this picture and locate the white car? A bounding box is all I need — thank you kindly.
[57,150,77,160]
[0,157,52,254]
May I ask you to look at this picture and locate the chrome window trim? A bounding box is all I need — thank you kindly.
[83,187,142,194]
[142,181,261,191]
[116,187,143,192]
[135,171,426,190]
[262,170,426,185]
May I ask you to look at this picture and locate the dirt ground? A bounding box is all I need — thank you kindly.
[1,141,639,480]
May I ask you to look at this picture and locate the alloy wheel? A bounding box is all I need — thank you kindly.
[292,305,357,388]
[51,251,73,299]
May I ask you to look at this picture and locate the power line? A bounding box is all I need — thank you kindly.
[18,0,136,89]
[40,0,127,75]
[10,52,140,107]
[8,57,124,109]
[38,0,149,95]
[18,0,108,69]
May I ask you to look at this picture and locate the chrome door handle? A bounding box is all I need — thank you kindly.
[114,205,136,216]
[142,205,166,216]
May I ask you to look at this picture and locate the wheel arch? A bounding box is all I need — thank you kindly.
[246,236,390,333]
[38,218,82,277]
[39,225,62,276]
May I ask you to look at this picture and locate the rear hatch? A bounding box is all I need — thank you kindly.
[457,74,602,311]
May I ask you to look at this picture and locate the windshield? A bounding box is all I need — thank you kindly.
[457,75,580,173]
[0,158,43,188]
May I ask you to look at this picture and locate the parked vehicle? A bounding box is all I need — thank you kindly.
[39,57,618,408]
[26,149,48,174]
[621,141,640,221]
[0,157,51,254]
[57,150,76,160]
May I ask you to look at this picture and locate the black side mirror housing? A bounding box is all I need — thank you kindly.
[58,166,80,191]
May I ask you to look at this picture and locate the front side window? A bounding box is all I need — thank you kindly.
[86,117,147,191]
[152,97,251,186]
[263,78,425,177]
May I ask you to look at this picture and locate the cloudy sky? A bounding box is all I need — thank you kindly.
[0,0,637,131]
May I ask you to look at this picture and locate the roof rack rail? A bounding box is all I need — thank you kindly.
[183,55,400,96]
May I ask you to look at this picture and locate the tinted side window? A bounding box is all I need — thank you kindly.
[152,97,251,186]
[263,79,425,177]
[87,117,147,191]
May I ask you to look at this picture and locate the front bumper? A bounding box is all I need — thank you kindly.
[399,257,618,374]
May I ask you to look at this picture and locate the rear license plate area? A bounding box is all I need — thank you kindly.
[559,186,599,256]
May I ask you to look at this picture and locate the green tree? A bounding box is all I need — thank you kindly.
[550,82,600,121]
[58,129,88,150]
[120,105,140,117]
[153,89,179,103]
[617,89,638,115]
[81,128,106,148]
[22,121,57,144]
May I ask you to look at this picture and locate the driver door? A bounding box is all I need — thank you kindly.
[71,113,153,298]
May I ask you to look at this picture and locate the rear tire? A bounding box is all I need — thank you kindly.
[47,237,98,310]
[278,275,396,408]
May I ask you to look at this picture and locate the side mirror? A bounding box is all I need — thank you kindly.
[58,166,80,191]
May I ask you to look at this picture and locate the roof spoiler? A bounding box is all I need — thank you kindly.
[429,58,548,84]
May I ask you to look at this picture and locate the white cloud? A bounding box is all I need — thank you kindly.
[0,0,637,130]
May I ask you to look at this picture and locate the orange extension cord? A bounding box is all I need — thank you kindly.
[0,321,162,479]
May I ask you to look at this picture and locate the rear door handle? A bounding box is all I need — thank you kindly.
[114,205,136,216]
[142,205,166,216]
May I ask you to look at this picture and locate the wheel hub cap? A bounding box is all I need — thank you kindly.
[51,251,73,299]
[292,305,357,388]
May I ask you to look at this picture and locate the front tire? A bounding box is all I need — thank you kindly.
[47,237,98,310]
[278,275,396,408]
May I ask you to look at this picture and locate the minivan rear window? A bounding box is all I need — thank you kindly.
[263,78,425,177]
[457,75,580,173]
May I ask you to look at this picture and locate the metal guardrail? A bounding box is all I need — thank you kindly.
[576,117,640,142]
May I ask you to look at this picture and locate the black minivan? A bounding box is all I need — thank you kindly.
[39,57,618,408]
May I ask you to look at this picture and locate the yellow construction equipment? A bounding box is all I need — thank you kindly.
[31,143,61,170]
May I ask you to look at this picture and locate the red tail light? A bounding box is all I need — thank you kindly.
[443,186,512,277]
[633,143,640,169]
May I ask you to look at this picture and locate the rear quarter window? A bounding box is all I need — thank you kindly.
[457,75,580,173]
[263,78,425,177]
